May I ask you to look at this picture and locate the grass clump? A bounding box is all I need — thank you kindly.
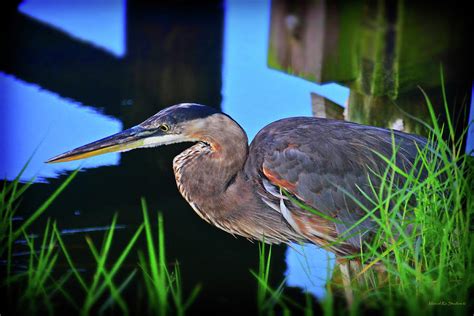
[139,198,201,316]
[1,166,79,314]
[0,164,79,276]
[55,214,144,316]
[257,80,472,316]
[1,165,200,315]
[251,241,320,316]
[13,220,64,315]
[250,242,288,315]
[319,83,474,315]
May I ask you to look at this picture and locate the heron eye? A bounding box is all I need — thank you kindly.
[159,124,170,132]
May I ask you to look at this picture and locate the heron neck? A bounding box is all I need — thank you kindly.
[172,118,249,221]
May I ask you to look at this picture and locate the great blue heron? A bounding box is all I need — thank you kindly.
[47,103,427,301]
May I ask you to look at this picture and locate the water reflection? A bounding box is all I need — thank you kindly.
[59,224,126,235]
[19,0,126,57]
[285,244,336,299]
[222,0,349,140]
[467,84,474,155]
[0,72,121,182]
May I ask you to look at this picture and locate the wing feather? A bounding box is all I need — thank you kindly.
[245,117,427,252]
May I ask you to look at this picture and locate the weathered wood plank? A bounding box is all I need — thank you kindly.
[268,0,471,140]
[268,0,362,83]
[268,0,471,98]
[311,92,345,120]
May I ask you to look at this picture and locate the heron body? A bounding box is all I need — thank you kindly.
[47,103,427,257]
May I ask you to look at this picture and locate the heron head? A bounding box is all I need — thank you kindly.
[46,103,227,163]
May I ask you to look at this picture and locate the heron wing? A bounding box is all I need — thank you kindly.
[246,117,426,253]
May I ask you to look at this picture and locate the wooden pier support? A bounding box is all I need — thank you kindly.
[268,0,472,136]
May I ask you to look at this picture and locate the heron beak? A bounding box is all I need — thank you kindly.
[46,126,154,163]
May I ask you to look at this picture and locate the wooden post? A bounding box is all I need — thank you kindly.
[268,0,471,137]
[268,0,362,83]
[311,93,345,120]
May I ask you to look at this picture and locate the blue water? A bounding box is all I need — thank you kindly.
[466,84,474,155]
[222,0,349,141]
[19,0,126,57]
[0,72,121,182]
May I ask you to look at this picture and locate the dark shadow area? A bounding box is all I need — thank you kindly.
[1,0,289,313]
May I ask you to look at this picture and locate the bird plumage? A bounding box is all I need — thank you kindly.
[164,107,428,254]
[245,117,427,254]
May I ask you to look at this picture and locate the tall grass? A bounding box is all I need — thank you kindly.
[317,83,473,315]
[251,241,320,316]
[0,164,79,277]
[1,166,200,315]
[1,166,80,314]
[138,198,201,316]
[15,219,63,315]
[251,81,472,315]
[55,214,144,315]
[250,242,288,315]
